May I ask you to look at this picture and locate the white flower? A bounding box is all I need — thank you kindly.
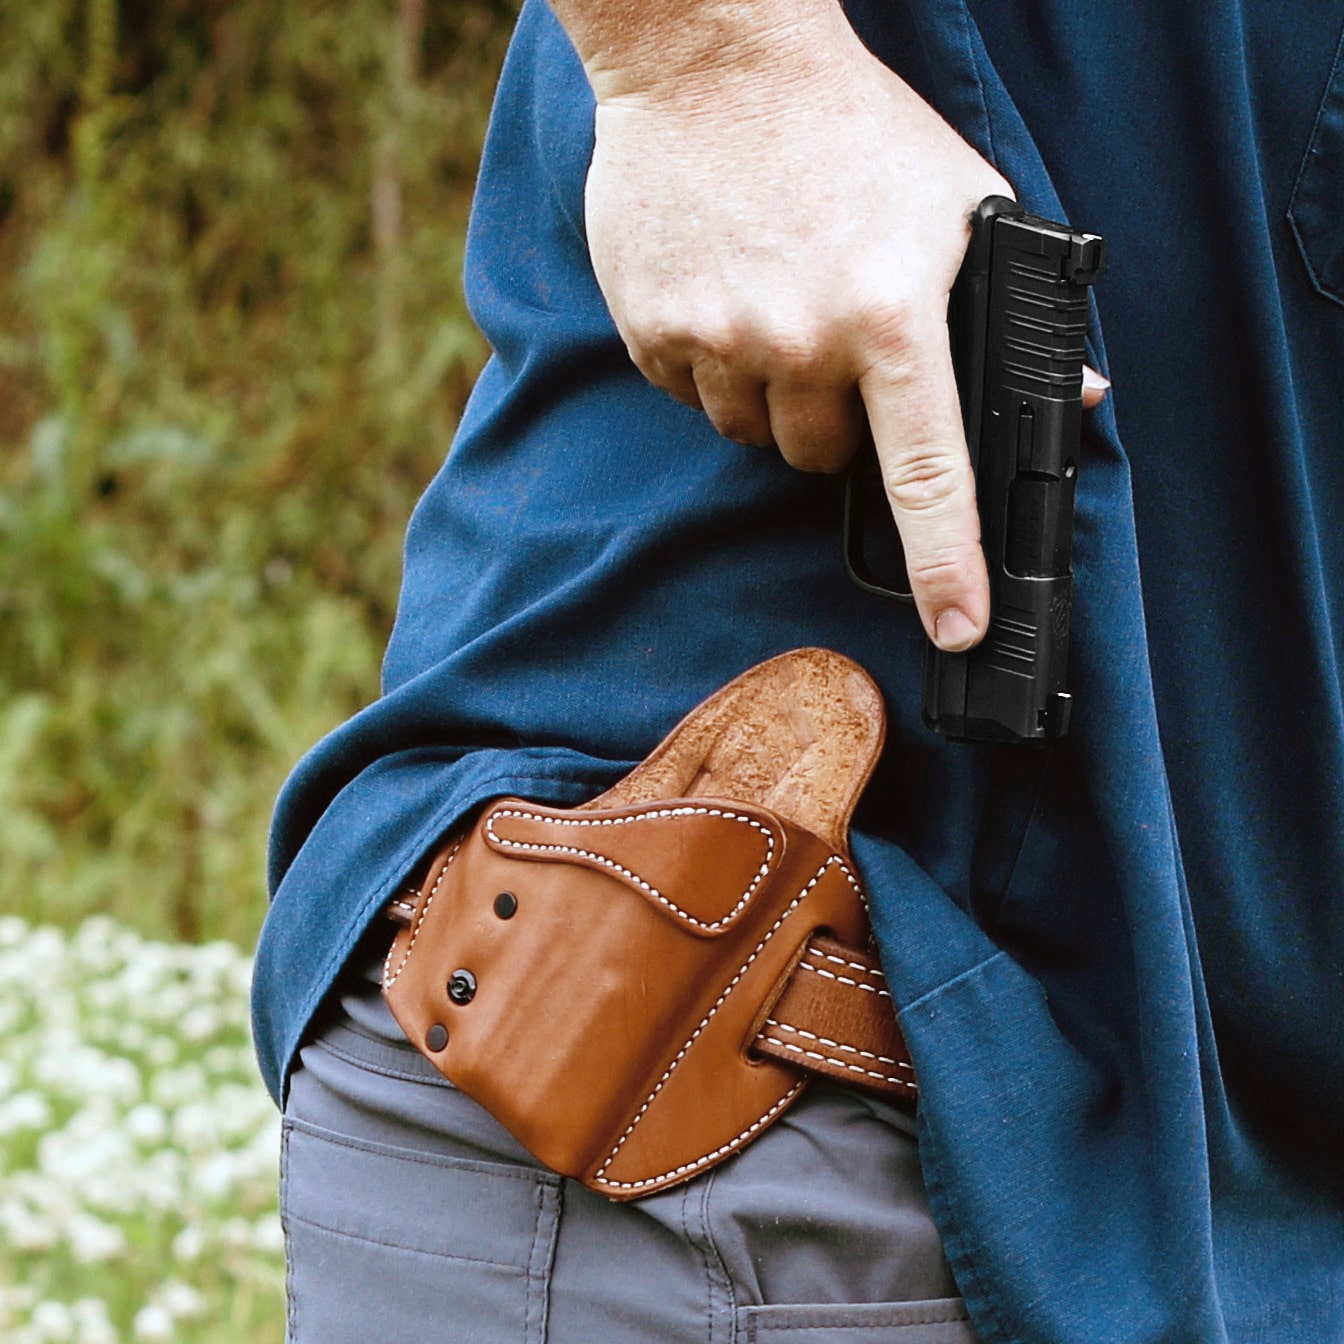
[1,918,284,1336]
[94,1056,141,1106]
[143,1035,177,1069]
[29,1299,75,1341]
[0,914,30,946]
[137,1149,187,1211]
[82,980,126,1013]
[202,1044,246,1077]
[71,916,129,968]
[169,1101,218,1152]
[37,1119,134,1185]
[70,1298,117,1344]
[116,1022,149,1053]
[112,947,176,1000]
[38,1025,82,1060]
[33,1046,139,1105]
[212,1082,270,1139]
[130,1305,173,1343]
[154,1280,205,1321]
[0,1199,60,1252]
[149,1064,207,1110]
[0,1091,53,1134]
[65,1212,128,1264]
[170,1225,206,1262]
[226,957,253,997]
[123,1103,168,1146]
[18,925,66,969]
[252,1212,284,1253]
[0,1281,38,1314]
[140,983,194,1024]
[177,1005,219,1043]
[190,1151,239,1201]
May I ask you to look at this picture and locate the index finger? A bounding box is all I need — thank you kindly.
[858,316,988,651]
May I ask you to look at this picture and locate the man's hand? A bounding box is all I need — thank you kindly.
[552,0,1080,650]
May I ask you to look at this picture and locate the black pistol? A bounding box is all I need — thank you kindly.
[843,195,1103,744]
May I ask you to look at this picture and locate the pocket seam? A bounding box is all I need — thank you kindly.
[738,1297,971,1332]
[1287,19,1344,306]
[311,1028,451,1087]
[283,1114,559,1187]
[283,1205,535,1270]
[524,1180,561,1344]
[281,1121,296,1344]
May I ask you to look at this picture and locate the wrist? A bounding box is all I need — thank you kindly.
[550,0,860,109]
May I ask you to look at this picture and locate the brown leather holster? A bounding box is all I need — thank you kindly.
[381,649,914,1200]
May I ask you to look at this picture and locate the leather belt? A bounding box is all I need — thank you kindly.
[755,934,913,1095]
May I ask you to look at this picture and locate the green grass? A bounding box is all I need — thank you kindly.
[0,10,523,1337]
[0,0,517,946]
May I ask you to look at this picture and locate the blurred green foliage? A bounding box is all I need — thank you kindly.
[0,0,518,945]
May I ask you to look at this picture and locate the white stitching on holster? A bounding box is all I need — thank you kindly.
[810,949,889,980]
[382,839,462,991]
[591,854,863,1189]
[761,1017,914,1074]
[591,1083,806,1193]
[486,805,775,931]
[759,1037,916,1090]
[797,958,890,998]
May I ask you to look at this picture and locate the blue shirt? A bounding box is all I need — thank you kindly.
[255,2,1344,1339]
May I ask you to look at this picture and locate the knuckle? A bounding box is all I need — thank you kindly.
[624,307,683,356]
[708,407,770,448]
[628,348,696,408]
[663,381,702,410]
[880,445,970,515]
[777,438,853,473]
[769,329,833,382]
[775,410,863,473]
[687,311,745,361]
[626,300,740,361]
[628,345,671,385]
[905,544,981,589]
[857,294,921,360]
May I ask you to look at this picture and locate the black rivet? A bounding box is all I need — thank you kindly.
[493,891,518,919]
[447,969,477,1005]
[425,1023,449,1051]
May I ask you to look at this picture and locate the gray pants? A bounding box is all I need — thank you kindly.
[281,946,979,1344]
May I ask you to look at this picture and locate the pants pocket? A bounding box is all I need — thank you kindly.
[735,1297,977,1343]
[281,1116,561,1344]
